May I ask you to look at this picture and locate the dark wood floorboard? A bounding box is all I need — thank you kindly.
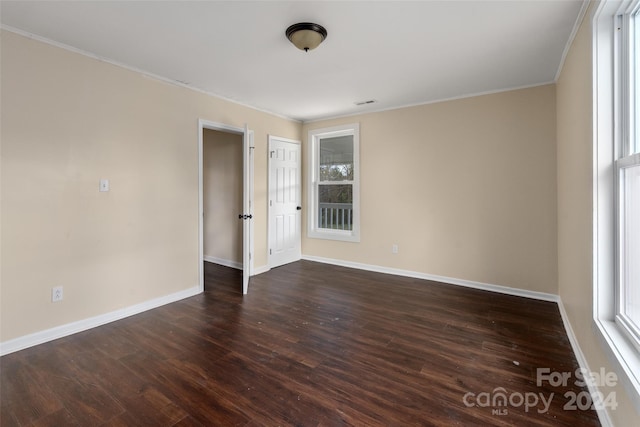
[1,260,601,426]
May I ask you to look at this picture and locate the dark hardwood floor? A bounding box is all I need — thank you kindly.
[1,261,601,426]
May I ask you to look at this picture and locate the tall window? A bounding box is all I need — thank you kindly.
[618,3,640,349]
[594,0,640,401]
[308,124,360,242]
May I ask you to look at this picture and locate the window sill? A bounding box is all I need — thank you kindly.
[594,318,640,409]
[308,229,360,243]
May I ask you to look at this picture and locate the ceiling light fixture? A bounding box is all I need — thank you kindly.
[286,22,327,52]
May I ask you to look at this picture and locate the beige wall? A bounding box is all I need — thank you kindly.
[557,4,640,424]
[0,30,300,342]
[303,85,558,294]
[203,129,243,265]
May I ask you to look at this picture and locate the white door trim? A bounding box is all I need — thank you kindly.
[198,119,251,293]
[268,135,302,268]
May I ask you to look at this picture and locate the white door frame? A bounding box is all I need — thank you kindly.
[268,135,302,268]
[198,119,253,293]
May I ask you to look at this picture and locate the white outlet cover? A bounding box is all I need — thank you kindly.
[99,179,110,192]
[52,286,63,302]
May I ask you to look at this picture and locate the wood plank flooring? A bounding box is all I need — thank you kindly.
[1,260,601,426]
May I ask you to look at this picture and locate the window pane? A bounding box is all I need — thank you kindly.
[318,184,353,230]
[319,136,353,181]
[623,164,640,329]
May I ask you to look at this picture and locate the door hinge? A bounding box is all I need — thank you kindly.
[270,151,275,158]
[270,249,272,255]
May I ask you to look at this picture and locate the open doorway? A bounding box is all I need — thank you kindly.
[198,120,253,294]
[203,129,243,271]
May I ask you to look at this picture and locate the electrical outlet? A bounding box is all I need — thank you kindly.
[52,286,63,302]
[392,244,399,254]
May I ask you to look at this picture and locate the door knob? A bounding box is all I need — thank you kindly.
[296,206,302,210]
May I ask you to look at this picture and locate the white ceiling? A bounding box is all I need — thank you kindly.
[1,0,585,122]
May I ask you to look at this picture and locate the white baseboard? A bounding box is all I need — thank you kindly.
[204,255,242,270]
[301,255,558,302]
[557,299,613,427]
[0,286,201,356]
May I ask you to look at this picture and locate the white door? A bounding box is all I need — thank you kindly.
[242,125,254,294]
[268,136,301,268]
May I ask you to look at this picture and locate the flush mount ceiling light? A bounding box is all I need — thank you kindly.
[286,22,327,52]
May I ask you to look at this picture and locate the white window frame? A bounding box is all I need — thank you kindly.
[593,0,640,407]
[307,123,360,242]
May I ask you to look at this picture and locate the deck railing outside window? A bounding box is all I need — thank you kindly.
[318,203,353,230]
